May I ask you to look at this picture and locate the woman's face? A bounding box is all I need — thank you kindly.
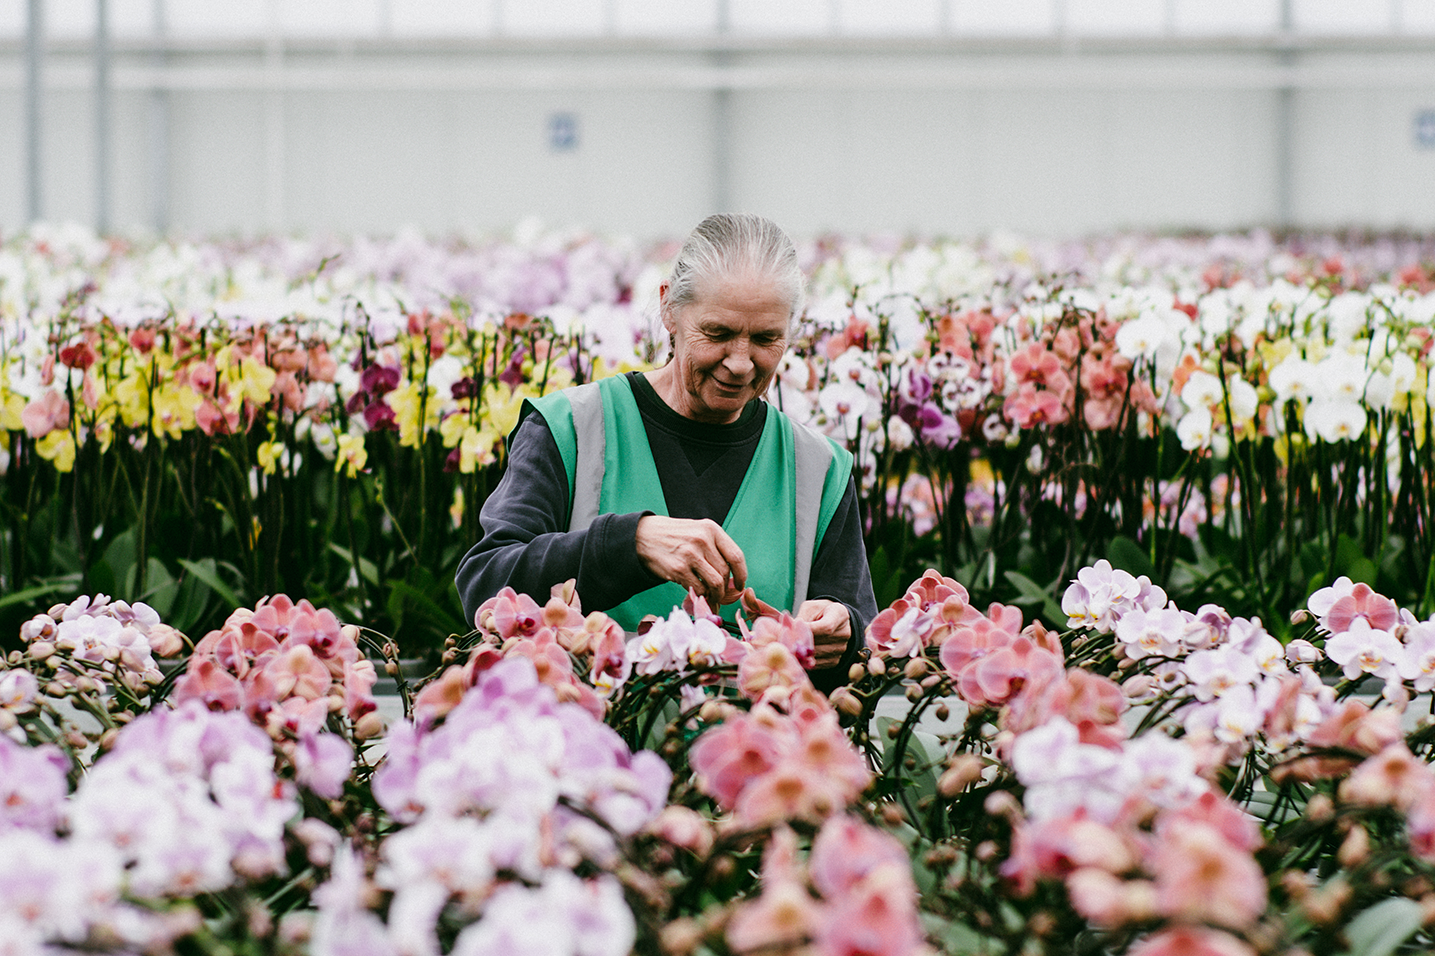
[662,271,791,424]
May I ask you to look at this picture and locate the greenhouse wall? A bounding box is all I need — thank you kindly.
[2,36,1435,236]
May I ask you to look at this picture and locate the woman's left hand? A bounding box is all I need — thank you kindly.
[796,600,850,669]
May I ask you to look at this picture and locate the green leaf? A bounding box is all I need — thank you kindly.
[0,581,72,612]
[1421,552,1435,619]
[177,558,242,610]
[329,543,379,587]
[875,716,942,807]
[1334,534,1378,586]
[920,912,995,954]
[165,569,213,634]
[136,558,178,617]
[1341,897,1424,956]
[1241,789,1303,826]
[1107,535,1156,580]
[1004,571,1066,627]
[92,529,138,600]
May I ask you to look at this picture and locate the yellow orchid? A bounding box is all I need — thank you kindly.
[36,429,76,473]
[385,382,442,449]
[0,390,25,431]
[482,382,527,440]
[257,439,286,476]
[151,382,203,439]
[449,486,464,528]
[439,409,471,449]
[237,357,277,408]
[460,423,499,473]
[335,433,367,477]
[113,370,153,429]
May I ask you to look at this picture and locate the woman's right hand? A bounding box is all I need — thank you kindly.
[635,516,748,607]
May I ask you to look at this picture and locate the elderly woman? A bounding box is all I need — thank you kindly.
[455,214,876,690]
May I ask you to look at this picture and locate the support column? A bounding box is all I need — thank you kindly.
[264,0,286,230]
[25,0,44,224]
[149,0,170,233]
[711,0,733,214]
[1274,0,1296,229]
[95,0,112,235]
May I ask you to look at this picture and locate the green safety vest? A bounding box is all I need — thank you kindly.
[524,375,853,631]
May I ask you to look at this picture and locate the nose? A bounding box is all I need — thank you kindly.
[722,340,754,379]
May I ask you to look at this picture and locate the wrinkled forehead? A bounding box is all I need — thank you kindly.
[675,267,798,329]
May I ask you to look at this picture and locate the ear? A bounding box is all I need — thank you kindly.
[658,282,677,336]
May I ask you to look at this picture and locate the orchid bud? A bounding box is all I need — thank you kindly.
[1121,674,1153,698]
[659,918,704,956]
[1290,608,1311,626]
[830,688,863,717]
[1305,794,1335,823]
[148,624,185,658]
[984,790,1022,819]
[354,711,384,740]
[1301,877,1350,925]
[904,683,924,702]
[848,662,866,683]
[937,755,984,797]
[28,641,55,661]
[867,658,887,677]
[904,657,929,680]
[1337,825,1370,868]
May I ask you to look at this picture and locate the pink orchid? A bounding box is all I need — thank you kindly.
[1004,382,1069,428]
[865,600,936,659]
[473,587,544,638]
[21,390,70,439]
[412,665,468,726]
[813,860,923,956]
[1339,742,1435,810]
[1001,811,1138,895]
[737,641,809,701]
[172,658,245,712]
[1148,821,1266,929]
[690,712,784,808]
[262,643,333,701]
[744,612,816,670]
[902,569,972,612]
[1126,927,1257,956]
[958,635,1064,708]
[1309,577,1399,634]
[808,814,911,900]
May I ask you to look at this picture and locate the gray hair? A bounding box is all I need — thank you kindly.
[662,213,806,327]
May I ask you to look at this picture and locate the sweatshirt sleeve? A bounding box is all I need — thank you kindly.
[804,476,877,693]
[454,412,662,625]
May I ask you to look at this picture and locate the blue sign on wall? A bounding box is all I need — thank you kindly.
[1416,109,1435,150]
[548,112,580,153]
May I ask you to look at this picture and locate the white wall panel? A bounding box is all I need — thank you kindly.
[2,38,1434,237]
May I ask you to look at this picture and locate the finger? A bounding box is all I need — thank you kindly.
[796,601,826,622]
[710,528,748,592]
[687,558,723,598]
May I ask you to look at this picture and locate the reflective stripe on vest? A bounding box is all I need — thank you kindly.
[522,376,852,628]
